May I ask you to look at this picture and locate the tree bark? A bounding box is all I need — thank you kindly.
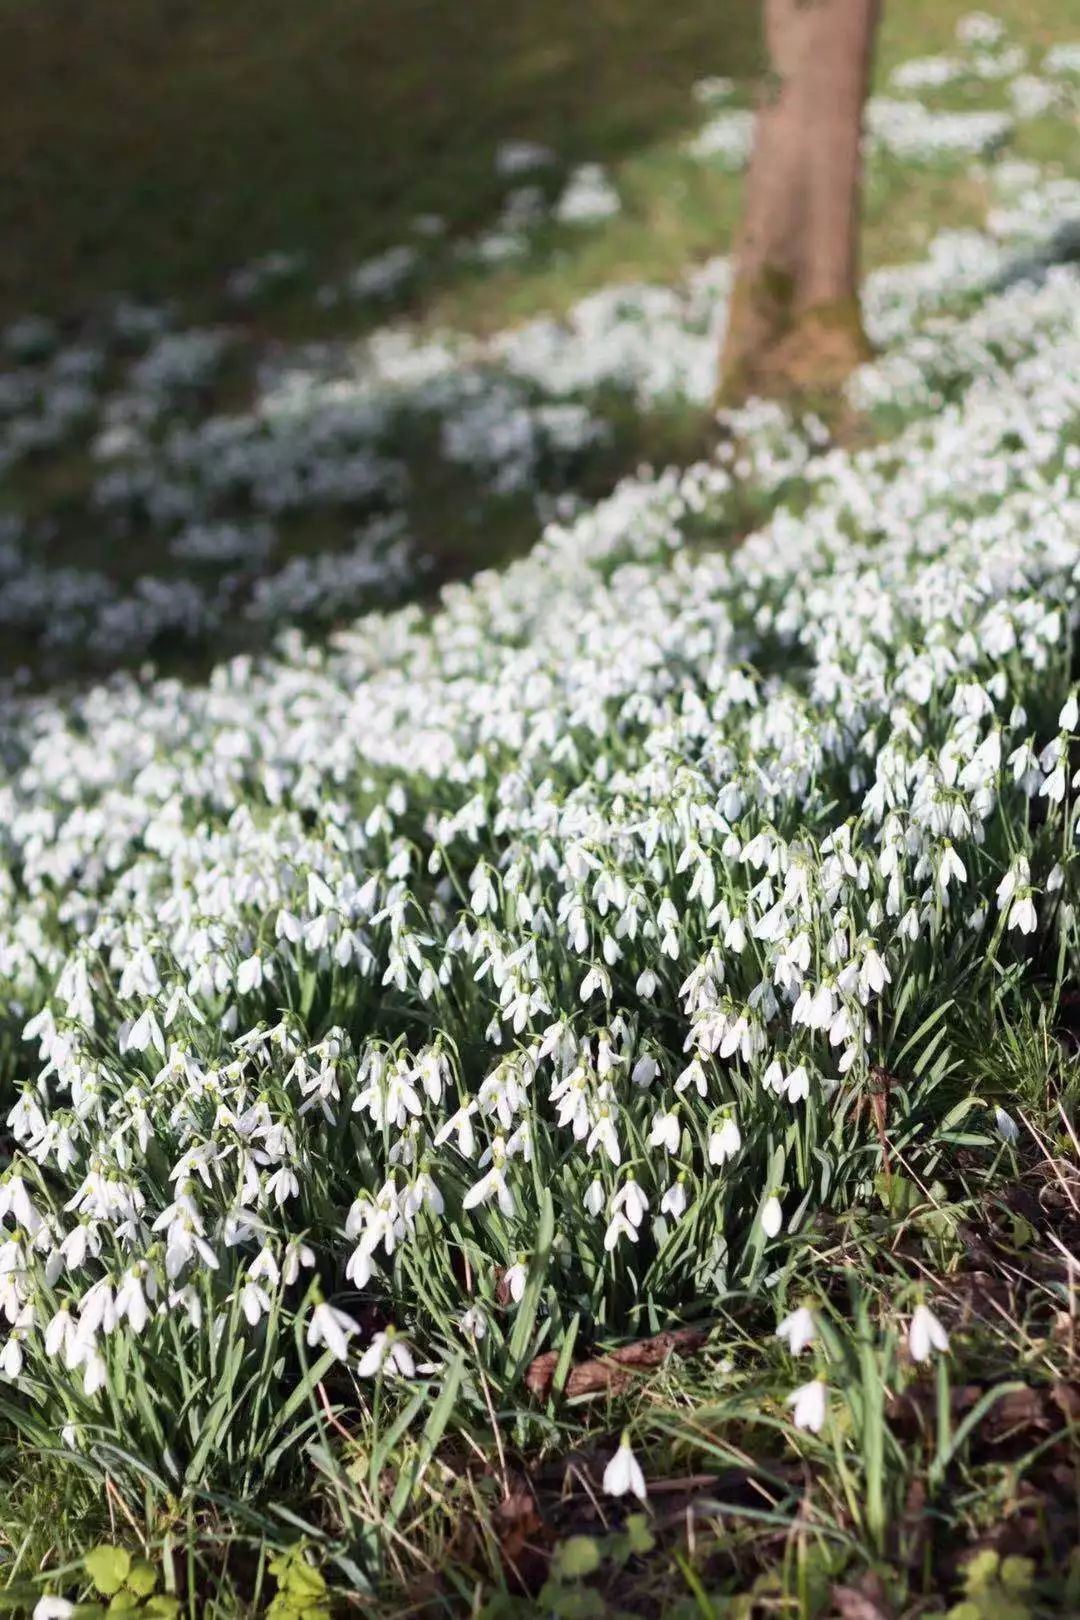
[719,0,880,403]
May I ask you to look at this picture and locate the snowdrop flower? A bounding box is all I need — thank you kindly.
[761,1194,783,1239]
[503,1259,528,1302]
[463,1152,515,1217]
[460,1305,486,1340]
[648,1110,680,1152]
[708,1113,741,1165]
[631,1053,658,1086]
[0,1334,23,1379]
[785,1066,810,1104]
[660,1177,688,1219]
[236,954,264,995]
[603,1212,639,1252]
[34,1600,76,1620]
[937,844,967,894]
[776,1307,816,1355]
[586,1103,621,1165]
[1007,892,1037,934]
[602,1432,647,1501]
[357,1327,416,1378]
[908,1303,949,1363]
[611,1174,649,1226]
[787,1379,827,1433]
[994,1105,1019,1143]
[238,1274,273,1326]
[584,1177,605,1217]
[306,1299,361,1362]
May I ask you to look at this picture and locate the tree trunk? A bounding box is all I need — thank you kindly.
[719,0,880,403]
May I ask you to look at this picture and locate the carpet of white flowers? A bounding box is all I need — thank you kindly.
[1,11,1080,1512]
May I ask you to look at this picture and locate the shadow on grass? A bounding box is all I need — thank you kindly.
[0,0,762,325]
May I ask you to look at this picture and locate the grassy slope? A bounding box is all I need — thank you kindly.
[1,0,1077,691]
[0,0,1073,336]
[0,0,762,325]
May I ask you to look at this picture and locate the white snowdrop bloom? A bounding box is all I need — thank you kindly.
[584,1178,605,1218]
[996,856,1030,910]
[554,164,620,225]
[357,1327,416,1378]
[660,1178,688,1219]
[0,1175,42,1236]
[460,1305,487,1340]
[306,1301,361,1362]
[776,1307,817,1355]
[236,954,264,994]
[44,1304,78,1360]
[785,1066,810,1104]
[586,1103,622,1165]
[503,1260,528,1303]
[602,1433,647,1501]
[1040,756,1067,804]
[994,1106,1020,1143]
[761,1195,783,1239]
[611,1175,649,1227]
[635,968,658,999]
[120,1007,165,1057]
[238,1275,273,1326]
[675,1057,708,1097]
[33,1599,76,1620]
[1007,892,1038,934]
[631,1052,659,1086]
[937,845,967,894]
[1,1333,24,1379]
[82,1349,108,1397]
[434,1102,478,1159]
[463,1158,515,1218]
[762,1060,786,1096]
[604,1212,638,1251]
[1059,693,1078,732]
[908,1303,950,1363]
[787,1379,827,1433]
[648,1110,680,1152]
[708,1114,741,1166]
[115,1268,151,1334]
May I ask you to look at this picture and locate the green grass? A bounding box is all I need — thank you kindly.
[0,0,1075,341]
[0,0,762,328]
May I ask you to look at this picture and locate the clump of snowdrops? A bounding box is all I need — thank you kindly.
[0,225,1078,1536]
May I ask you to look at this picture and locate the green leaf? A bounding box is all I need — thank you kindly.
[145,1600,181,1620]
[623,1514,655,1556]
[999,1557,1034,1594]
[537,1580,606,1618]
[283,1560,327,1602]
[388,1351,465,1525]
[107,1594,141,1615]
[962,1549,1001,1595]
[552,1535,602,1580]
[508,1187,555,1376]
[874,1172,919,1215]
[125,1560,158,1598]
[85,1547,132,1597]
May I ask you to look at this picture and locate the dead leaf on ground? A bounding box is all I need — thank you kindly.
[831,1572,893,1620]
[525,1325,710,1401]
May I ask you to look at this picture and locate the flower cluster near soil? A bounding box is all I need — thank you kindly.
[3,10,1080,1616]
